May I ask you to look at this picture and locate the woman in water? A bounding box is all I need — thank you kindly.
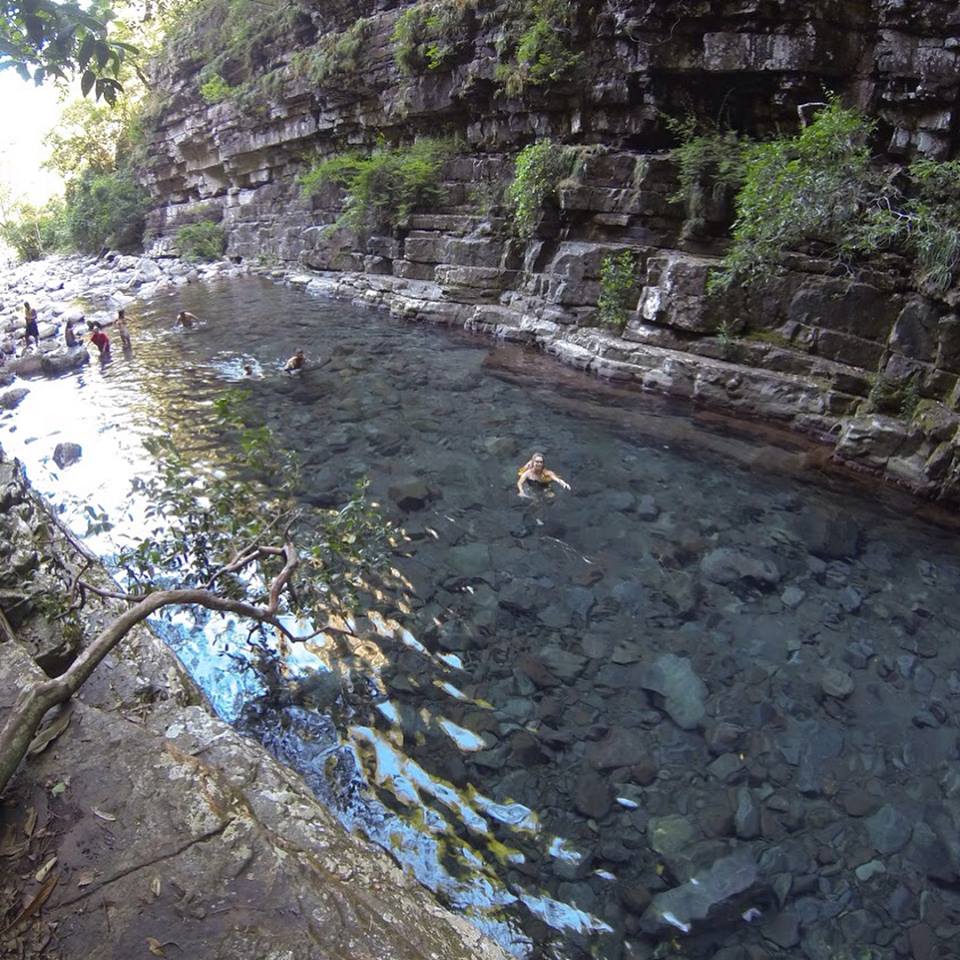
[516,452,571,498]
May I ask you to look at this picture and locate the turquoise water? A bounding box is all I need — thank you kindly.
[6,277,960,959]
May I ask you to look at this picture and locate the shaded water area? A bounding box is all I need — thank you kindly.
[6,277,960,959]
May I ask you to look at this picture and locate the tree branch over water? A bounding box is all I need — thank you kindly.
[0,389,393,796]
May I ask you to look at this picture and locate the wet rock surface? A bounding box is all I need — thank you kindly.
[5,277,960,959]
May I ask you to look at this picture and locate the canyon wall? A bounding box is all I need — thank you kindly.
[143,0,960,501]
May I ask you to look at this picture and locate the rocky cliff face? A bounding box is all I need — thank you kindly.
[143,0,960,502]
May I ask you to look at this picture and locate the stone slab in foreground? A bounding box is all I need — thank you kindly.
[0,640,505,960]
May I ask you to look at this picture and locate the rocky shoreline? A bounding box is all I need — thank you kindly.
[4,252,960,516]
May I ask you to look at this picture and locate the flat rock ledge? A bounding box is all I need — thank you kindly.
[0,454,506,960]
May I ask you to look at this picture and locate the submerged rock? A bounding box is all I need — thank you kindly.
[53,442,83,469]
[642,653,707,729]
[640,850,761,935]
[388,478,435,510]
[700,548,780,588]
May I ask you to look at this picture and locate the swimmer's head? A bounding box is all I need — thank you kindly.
[531,452,545,469]
[296,349,304,358]
[244,364,254,375]
[117,308,125,319]
[91,321,102,331]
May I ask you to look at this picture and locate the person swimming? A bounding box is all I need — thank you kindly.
[284,349,305,373]
[176,311,198,328]
[517,452,571,498]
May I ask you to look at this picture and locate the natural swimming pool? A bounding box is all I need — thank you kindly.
[6,276,960,959]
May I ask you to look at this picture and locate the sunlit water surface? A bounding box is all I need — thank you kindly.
[5,277,960,959]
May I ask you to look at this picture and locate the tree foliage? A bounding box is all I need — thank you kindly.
[174,220,226,261]
[0,0,137,101]
[63,166,149,252]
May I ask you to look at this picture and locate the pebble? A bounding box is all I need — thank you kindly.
[820,668,855,699]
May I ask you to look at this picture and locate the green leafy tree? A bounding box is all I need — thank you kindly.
[0,390,393,795]
[63,166,149,252]
[0,197,67,260]
[0,0,138,101]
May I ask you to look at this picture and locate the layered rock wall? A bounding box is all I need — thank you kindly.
[143,0,960,501]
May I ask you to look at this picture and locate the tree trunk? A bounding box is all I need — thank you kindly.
[0,588,282,797]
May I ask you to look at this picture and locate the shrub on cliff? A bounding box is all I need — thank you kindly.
[299,138,457,231]
[198,72,235,103]
[596,251,640,332]
[696,99,960,295]
[666,116,747,241]
[175,221,227,262]
[392,0,475,74]
[493,0,582,96]
[505,140,575,238]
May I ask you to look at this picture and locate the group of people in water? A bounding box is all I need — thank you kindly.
[17,302,571,497]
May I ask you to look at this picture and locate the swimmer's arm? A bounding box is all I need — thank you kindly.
[517,470,533,498]
[543,469,571,490]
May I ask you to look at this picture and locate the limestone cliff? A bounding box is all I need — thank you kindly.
[142,0,960,502]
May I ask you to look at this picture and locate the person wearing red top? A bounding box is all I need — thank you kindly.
[89,322,110,359]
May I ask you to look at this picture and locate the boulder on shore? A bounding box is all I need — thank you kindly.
[41,345,89,376]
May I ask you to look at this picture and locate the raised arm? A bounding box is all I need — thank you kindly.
[544,469,571,490]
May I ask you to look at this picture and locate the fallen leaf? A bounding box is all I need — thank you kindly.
[0,872,57,933]
[24,807,37,837]
[76,871,95,888]
[146,937,166,957]
[50,780,68,798]
[91,808,116,822]
[35,857,57,883]
[150,877,161,898]
[27,706,73,756]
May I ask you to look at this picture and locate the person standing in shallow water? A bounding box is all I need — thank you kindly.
[23,302,39,353]
[115,309,132,350]
[516,452,571,498]
[64,318,79,348]
[89,322,110,359]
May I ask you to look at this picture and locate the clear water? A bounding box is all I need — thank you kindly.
[6,277,960,959]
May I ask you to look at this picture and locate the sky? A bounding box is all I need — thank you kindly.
[0,71,69,207]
